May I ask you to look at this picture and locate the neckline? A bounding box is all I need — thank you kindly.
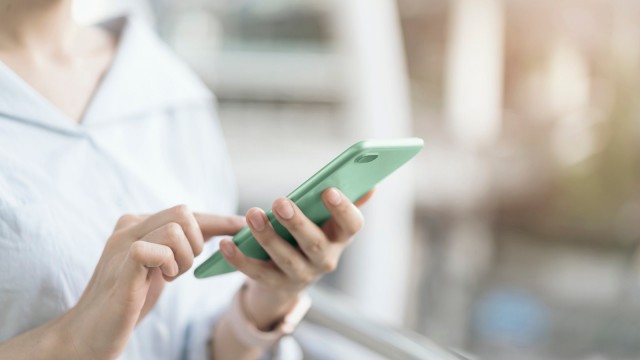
[0,15,213,133]
[0,15,128,128]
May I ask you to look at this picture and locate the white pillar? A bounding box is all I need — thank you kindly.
[436,0,504,347]
[333,0,415,326]
[445,0,504,147]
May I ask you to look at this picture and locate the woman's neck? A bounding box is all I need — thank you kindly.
[0,0,78,56]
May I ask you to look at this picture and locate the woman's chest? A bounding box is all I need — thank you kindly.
[0,112,236,319]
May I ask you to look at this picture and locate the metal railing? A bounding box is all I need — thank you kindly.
[296,286,470,360]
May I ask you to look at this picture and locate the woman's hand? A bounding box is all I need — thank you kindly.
[57,205,245,360]
[218,188,373,330]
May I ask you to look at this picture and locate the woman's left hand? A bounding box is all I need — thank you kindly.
[219,187,373,330]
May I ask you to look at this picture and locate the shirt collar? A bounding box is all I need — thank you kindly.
[0,14,212,133]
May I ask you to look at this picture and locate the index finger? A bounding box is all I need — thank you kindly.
[194,213,246,239]
[132,208,245,238]
[131,211,245,240]
[132,205,205,255]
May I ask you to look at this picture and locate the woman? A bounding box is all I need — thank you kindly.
[0,1,370,359]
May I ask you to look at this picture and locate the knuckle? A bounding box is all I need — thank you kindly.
[117,214,133,224]
[320,259,337,273]
[279,256,294,270]
[171,204,191,220]
[129,241,146,261]
[164,222,184,240]
[300,272,315,284]
[307,240,323,254]
[108,230,127,244]
[116,214,138,227]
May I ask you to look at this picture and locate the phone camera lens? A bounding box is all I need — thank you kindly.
[355,154,378,163]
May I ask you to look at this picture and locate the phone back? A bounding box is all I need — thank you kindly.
[195,138,423,278]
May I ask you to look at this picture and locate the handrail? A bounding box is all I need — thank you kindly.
[302,286,468,360]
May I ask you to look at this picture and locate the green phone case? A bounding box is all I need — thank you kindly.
[194,138,424,278]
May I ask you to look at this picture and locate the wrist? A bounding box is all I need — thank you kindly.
[0,314,76,360]
[221,283,311,350]
[53,310,84,360]
[36,312,81,360]
[243,280,300,331]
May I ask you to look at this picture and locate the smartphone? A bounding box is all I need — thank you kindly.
[194,138,424,278]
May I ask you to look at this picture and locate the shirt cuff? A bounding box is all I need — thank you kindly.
[227,284,312,349]
[182,285,311,360]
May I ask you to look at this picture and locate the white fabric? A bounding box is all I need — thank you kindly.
[0,15,246,360]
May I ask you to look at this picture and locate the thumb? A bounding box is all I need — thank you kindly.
[195,214,246,240]
[118,241,178,297]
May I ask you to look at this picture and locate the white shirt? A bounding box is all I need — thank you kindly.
[0,15,245,359]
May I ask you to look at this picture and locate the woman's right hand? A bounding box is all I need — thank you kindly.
[55,205,245,360]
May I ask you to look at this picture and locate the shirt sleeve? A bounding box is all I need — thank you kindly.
[182,311,304,360]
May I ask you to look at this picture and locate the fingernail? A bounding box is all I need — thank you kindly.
[220,240,235,257]
[247,209,266,231]
[275,199,294,219]
[327,188,342,206]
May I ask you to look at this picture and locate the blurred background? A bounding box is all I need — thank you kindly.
[76,0,640,359]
